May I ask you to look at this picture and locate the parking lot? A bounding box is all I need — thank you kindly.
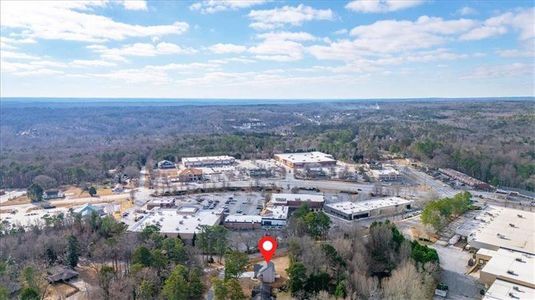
[175,192,267,216]
[431,244,484,299]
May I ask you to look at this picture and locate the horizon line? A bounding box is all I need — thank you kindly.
[1,96,534,102]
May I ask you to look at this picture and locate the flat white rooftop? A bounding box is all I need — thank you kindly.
[484,279,535,300]
[263,205,289,220]
[149,198,175,205]
[481,248,535,288]
[370,168,400,176]
[271,193,325,204]
[177,205,198,214]
[274,152,336,164]
[325,197,412,214]
[182,156,235,163]
[467,206,535,255]
[225,215,262,223]
[129,208,221,236]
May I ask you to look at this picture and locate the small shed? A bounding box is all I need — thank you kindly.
[254,262,275,283]
[47,266,79,283]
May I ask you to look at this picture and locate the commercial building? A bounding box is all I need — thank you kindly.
[274,151,336,169]
[129,206,222,243]
[270,193,325,210]
[370,167,401,182]
[483,279,535,300]
[182,156,235,168]
[178,168,203,182]
[261,206,289,227]
[439,168,493,190]
[463,207,535,298]
[467,207,535,255]
[147,198,176,210]
[224,215,262,230]
[324,197,413,220]
[477,248,535,289]
[73,203,105,217]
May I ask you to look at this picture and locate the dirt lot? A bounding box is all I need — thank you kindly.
[44,283,78,300]
[0,195,30,207]
[66,187,114,198]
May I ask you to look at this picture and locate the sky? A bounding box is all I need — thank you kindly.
[0,0,534,99]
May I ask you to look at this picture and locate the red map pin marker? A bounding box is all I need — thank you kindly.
[258,236,277,263]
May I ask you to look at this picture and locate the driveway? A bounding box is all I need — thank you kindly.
[431,244,484,299]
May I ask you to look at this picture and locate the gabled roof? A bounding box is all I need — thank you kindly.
[178,168,203,176]
[47,266,79,283]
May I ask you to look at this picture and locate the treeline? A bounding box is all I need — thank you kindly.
[0,212,204,299]
[2,100,533,191]
[285,207,439,299]
[421,191,473,231]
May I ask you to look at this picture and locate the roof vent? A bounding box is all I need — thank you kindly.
[515,258,525,263]
[507,270,517,276]
[517,214,523,218]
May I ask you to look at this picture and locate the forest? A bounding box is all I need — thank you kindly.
[0,211,205,299]
[1,98,533,191]
[284,206,440,299]
[0,199,439,299]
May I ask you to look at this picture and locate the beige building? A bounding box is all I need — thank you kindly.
[324,197,413,220]
[182,156,235,168]
[478,248,535,289]
[178,168,203,182]
[274,152,336,169]
[224,215,262,230]
[483,279,535,300]
[270,193,325,210]
[370,167,401,182]
[129,206,222,243]
[467,207,535,255]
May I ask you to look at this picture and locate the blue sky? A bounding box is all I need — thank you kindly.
[0,0,533,99]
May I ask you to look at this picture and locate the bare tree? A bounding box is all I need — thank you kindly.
[382,261,426,300]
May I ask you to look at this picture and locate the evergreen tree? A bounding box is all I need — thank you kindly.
[27,183,43,202]
[67,235,80,268]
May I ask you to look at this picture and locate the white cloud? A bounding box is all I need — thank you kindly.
[209,43,247,54]
[256,31,317,41]
[249,39,305,61]
[119,0,148,11]
[1,50,41,60]
[248,4,334,30]
[89,42,196,61]
[334,29,349,35]
[88,62,223,84]
[309,16,476,59]
[0,36,36,50]
[460,8,534,41]
[460,26,507,40]
[457,6,477,16]
[190,0,268,14]
[1,57,67,77]
[345,0,423,13]
[463,63,533,79]
[496,49,534,58]
[70,60,118,67]
[0,1,188,42]
[247,31,317,61]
